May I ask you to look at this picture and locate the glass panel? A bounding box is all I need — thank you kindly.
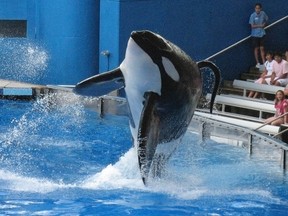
[0,20,27,38]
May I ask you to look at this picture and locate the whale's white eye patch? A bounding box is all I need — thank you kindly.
[162,57,180,82]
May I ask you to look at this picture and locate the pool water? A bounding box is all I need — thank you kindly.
[0,93,287,215]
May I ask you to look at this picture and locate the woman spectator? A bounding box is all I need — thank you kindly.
[265,90,288,126]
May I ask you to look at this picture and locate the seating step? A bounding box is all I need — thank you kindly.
[194,111,279,135]
[240,73,260,81]
[219,87,243,96]
[217,94,274,104]
[233,79,284,97]
[223,80,234,88]
[249,66,262,74]
[206,93,275,119]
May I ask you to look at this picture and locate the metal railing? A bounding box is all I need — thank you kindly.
[205,15,288,60]
[193,112,288,170]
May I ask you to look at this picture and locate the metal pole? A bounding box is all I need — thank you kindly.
[248,134,253,154]
[282,150,286,170]
[99,97,104,118]
[273,126,288,138]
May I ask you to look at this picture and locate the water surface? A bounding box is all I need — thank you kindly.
[0,95,287,215]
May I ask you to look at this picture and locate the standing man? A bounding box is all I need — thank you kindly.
[249,3,268,68]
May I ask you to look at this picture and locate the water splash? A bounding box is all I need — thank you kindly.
[0,136,286,209]
[81,147,144,190]
[1,141,280,204]
[0,92,89,178]
[0,169,74,193]
[2,92,85,147]
[0,39,49,83]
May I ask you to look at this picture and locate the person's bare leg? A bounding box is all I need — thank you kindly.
[271,118,284,126]
[261,79,268,84]
[260,46,265,64]
[253,92,259,98]
[254,47,259,65]
[275,81,281,86]
[248,91,255,97]
[265,116,275,124]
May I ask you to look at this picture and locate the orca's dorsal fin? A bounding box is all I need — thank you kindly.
[197,61,221,113]
[73,68,124,97]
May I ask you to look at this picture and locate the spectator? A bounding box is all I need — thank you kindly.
[264,90,288,126]
[284,85,288,96]
[248,51,275,98]
[269,52,288,86]
[249,3,268,68]
[285,50,288,61]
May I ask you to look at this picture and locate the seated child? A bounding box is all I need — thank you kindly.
[265,90,288,126]
[248,51,275,98]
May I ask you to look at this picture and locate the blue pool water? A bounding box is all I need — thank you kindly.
[0,94,287,215]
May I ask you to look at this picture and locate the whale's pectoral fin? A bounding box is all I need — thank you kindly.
[137,92,160,185]
[197,61,221,113]
[73,68,124,97]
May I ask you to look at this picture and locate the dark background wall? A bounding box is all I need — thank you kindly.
[110,0,288,82]
[0,0,287,85]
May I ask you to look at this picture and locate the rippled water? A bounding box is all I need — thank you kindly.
[0,94,287,215]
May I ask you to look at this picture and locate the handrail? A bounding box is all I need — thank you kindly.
[205,15,288,60]
[273,126,288,138]
[194,112,288,150]
[253,112,288,131]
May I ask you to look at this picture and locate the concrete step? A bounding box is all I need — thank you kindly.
[0,79,52,99]
[219,87,243,96]
[249,66,262,74]
[223,80,233,88]
[240,73,259,81]
[219,79,243,96]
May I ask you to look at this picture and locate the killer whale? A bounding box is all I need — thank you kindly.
[74,30,221,185]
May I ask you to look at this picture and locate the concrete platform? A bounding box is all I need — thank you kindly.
[0,79,51,98]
